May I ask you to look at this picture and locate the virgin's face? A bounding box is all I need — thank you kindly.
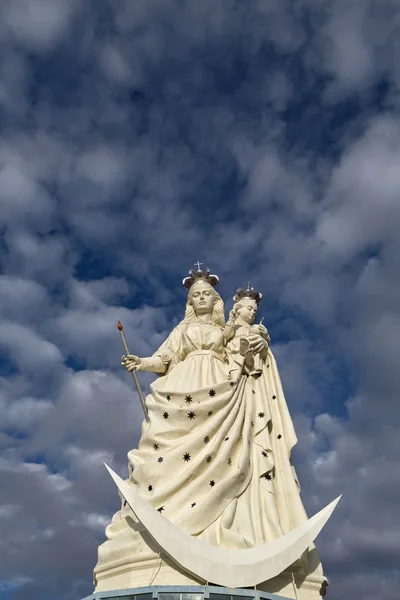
[238,298,258,324]
[191,283,216,315]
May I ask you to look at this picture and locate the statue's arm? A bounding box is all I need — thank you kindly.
[121,353,170,373]
[247,324,270,356]
[223,322,235,342]
[121,324,183,375]
[224,307,238,342]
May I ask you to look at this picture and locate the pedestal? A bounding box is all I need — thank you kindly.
[81,585,294,600]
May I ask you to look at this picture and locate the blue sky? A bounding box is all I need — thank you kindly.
[1,1,400,599]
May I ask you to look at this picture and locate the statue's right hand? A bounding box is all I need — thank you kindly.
[228,307,238,322]
[121,354,142,372]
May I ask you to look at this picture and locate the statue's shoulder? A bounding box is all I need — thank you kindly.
[168,320,188,337]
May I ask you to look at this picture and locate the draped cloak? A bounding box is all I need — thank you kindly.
[94,320,322,584]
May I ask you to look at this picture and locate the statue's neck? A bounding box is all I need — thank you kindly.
[195,315,214,324]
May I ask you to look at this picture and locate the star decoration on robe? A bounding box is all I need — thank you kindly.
[157,506,165,513]
[262,451,268,458]
[123,500,127,507]
[208,411,213,417]
[277,434,282,439]
[227,458,232,466]
[251,421,254,427]
[158,457,164,463]
[153,443,160,451]
[166,395,171,400]
[183,452,191,462]
[206,455,212,463]
[230,381,235,387]
[203,436,210,444]
[258,412,265,418]
[263,473,272,481]
[187,411,196,419]
[225,437,229,441]
[209,389,216,397]
[209,480,215,487]
[191,502,196,507]
[148,485,153,491]
[272,395,276,399]
[185,395,193,404]
[163,412,169,419]
[252,390,256,394]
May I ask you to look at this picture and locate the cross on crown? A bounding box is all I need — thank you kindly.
[233,283,262,304]
[182,262,219,290]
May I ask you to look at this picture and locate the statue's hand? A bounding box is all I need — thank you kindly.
[121,354,142,372]
[258,324,271,344]
[248,334,267,354]
[228,306,239,322]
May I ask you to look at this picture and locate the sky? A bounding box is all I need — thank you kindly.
[0,1,400,599]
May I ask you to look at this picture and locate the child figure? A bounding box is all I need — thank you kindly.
[224,285,270,377]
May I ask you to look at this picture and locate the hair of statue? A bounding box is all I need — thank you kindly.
[184,281,225,329]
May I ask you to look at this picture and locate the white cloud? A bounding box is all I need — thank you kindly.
[77,146,129,190]
[0,322,63,373]
[323,2,374,92]
[0,164,54,228]
[99,45,132,84]
[0,276,51,323]
[0,396,52,432]
[317,115,400,257]
[1,0,77,50]
[0,504,20,519]
[0,1,400,599]
[84,512,111,531]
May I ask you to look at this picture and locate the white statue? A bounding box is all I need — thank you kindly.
[224,287,270,377]
[94,267,335,599]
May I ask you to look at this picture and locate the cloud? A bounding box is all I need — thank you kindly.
[0,395,52,433]
[317,115,400,257]
[0,163,55,229]
[0,0,77,51]
[99,45,132,84]
[0,322,63,373]
[0,276,51,323]
[0,1,400,599]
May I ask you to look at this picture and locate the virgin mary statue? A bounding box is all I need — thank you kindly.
[94,267,327,599]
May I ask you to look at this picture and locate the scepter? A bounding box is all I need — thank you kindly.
[117,320,149,423]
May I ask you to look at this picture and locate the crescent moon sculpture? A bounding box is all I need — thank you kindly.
[105,463,341,589]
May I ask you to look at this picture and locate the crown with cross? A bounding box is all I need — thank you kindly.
[233,282,262,304]
[182,261,220,290]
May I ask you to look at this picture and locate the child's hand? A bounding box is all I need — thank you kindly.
[228,306,239,322]
[258,324,270,342]
[248,334,267,354]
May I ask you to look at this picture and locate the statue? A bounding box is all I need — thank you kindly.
[93,266,337,599]
[224,286,270,377]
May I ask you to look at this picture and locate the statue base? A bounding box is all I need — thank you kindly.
[81,585,294,600]
[93,559,327,600]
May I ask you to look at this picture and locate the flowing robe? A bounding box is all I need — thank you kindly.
[95,319,321,584]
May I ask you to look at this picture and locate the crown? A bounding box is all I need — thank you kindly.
[233,283,262,304]
[182,262,219,290]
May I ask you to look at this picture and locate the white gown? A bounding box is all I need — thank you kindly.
[94,319,322,584]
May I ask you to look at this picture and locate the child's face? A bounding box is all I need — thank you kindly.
[238,298,258,324]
